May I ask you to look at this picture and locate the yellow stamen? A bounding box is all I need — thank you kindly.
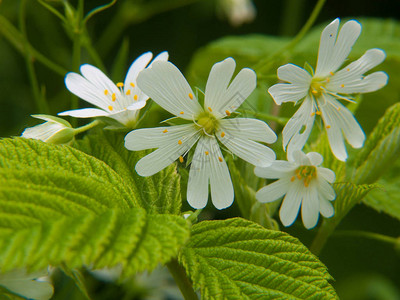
[221,132,225,138]
[126,90,131,95]
[326,125,331,129]
[311,112,315,116]
[218,157,223,162]
[104,89,109,95]
[179,156,184,163]
[311,90,318,95]
[188,93,194,99]
[316,111,321,116]
[291,176,295,182]
[346,68,350,71]
[130,82,135,88]
[329,71,334,76]
[117,82,124,88]
[208,107,212,112]
[225,110,231,116]
[112,93,116,101]
[205,151,209,155]
[163,129,168,133]
[178,140,182,145]
[180,111,184,115]
[340,84,345,88]
[134,94,138,101]
[108,105,113,111]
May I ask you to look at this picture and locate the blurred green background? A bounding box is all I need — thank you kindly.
[1,0,400,299]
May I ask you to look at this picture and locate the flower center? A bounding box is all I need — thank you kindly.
[196,111,219,135]
[309,78,326,97]
[291,165,317,187]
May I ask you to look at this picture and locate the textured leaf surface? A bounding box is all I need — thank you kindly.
[180,218,337,299]
[0,208,189,275]
[75,129,181,214]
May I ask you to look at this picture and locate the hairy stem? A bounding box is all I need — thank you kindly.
[167,259,198,300]
[74,120,102,135]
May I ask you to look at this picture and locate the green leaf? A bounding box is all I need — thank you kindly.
[75,129,182,214]
[353,103,400,184]
[330,182,379,225]
[0,208,189,276]
[179,218,337,299]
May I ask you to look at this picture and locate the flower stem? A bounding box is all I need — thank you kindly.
[74,120,102,135]
[309,220,336,256]
[333,230,399,245]
[236,109,288,125]
[167,259,198,300]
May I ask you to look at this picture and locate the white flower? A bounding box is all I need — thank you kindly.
[268,18,388,161]
[59,51,169,128]
[125,58,277,209]
[21,115,75,144]
[255,150,336,229]
[0,269,53,300]
[218,0,256,27]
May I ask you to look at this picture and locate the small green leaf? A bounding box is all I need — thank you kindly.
[0,208,189,276]
[75,130,182,214]
[179,218,337,299]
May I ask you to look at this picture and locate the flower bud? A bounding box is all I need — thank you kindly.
[21,115,75,145]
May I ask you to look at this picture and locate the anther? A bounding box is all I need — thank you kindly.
[311,90,318,95]
[218,157,223,162]
[291,176,295,182]
[346,68,350,71]
[178,140,182,145]
[326,125,331,129]
[179,156,184,163]
[108,105,113,111]
[316,111,322,116]
[188,93,194,99]
[112,93,116,101]
[221,132,225,138]
[225,110,231,116]
[205,151,209,155]
[180,111,184,115]
[329,71,334,76]
[117,82,124,88]
[163,129,168,133]
[208,107,212,112]
[134,95,138,101]
[126,90,131,95]
[340,84,345,88]
[104,89,109,95]
[311,112,315,116]
[130,82,135,88]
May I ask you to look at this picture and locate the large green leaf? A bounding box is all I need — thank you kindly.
[179,218,337,299]
[75,130,182,215]
[0,208,189,276]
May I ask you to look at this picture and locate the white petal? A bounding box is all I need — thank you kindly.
[137,61,202,120]
[256,177,290,203]
[217,130,275,167]
[318,94,365,161]
[126,100,146,111]
[317,177,336,201]
[134,130,200,176]
[204,57,236,114]
[58,108,109,118]
[319,199,334,218]
[292,150,311,165]
[301,183,320,229]
[65,72,110,110]
[283,97,316,160]
[150,51,169,66]
[80,64,122,101]
[316,19,362,77]
[22,123,62,141]
[208,138,234,209]
[219,118,277,143]
[125,124,197,151]
[279,179,303,227]
[277,64,313,84]
[318,167,336,184]
[306,152,323,166]
[187,137,211,209]
[254,161,296,179]
[123,52,154,91]
[268,83,309,105]
[329,71,388,94]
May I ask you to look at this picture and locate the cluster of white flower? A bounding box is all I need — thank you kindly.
[22,19,387,230]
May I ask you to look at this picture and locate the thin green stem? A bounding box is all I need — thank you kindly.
[186,209,202,224]
[19,0,49,113]
[279,0,307,36]
[236,109,288,125]
[74,120,102,135]
[333,230,399,245]
[167,259,198,300]
[309,220,337,256]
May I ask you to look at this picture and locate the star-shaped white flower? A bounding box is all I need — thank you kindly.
[59,51,168,128]
[125,58,277,209]
[21,115,75,144]
[268,18,388,161]
[255,150,335,229]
